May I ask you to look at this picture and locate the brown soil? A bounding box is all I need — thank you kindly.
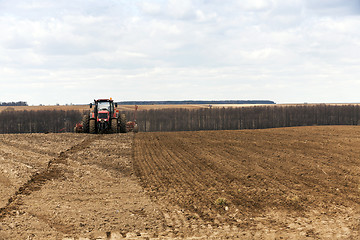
[0,133,164,239]
[0,104,212,115]
[0,104,208,113]
[2,103,359,113]
[0,126,359,239]
[133,126,360,239]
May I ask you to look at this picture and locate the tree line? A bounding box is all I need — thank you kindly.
[0,110,82,133]
[119,100,275,105]
[0,101,28,106]
[132,104,360,132]
[0,104,359,133]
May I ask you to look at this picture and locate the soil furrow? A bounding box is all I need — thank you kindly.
[133,126,360,239]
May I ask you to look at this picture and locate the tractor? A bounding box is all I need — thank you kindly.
[82,98,127,134]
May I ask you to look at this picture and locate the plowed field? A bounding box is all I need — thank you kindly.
[0,126,360,239]
[133,126,360,239]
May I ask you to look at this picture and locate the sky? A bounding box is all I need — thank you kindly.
[1,0,360,105]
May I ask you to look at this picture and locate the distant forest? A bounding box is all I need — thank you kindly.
[118,100,276,105]
[133,104,360,132]
[0,110,82,133]
[0,104,359,133]
[0,101,28,106]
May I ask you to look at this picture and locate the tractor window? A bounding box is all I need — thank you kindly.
[98,102,110,111]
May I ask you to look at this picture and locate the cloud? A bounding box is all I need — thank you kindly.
[1,0,360,104]
[236,0,274,11]
[305,0,360,16]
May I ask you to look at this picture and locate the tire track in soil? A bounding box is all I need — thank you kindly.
[0,135,101,221]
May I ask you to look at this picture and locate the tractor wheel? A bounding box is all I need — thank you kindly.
[82,115,90,133]
[119,114,127,133]
[111,118,117,133]
[89,119,96,134]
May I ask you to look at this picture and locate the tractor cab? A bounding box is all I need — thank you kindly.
[90,99,118,118]
[94,101,111,123]
[98,102,109,111]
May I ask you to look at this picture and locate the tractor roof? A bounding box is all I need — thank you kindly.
[95,99,113,102]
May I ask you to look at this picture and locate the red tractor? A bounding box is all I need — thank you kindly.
[82,98,127,134]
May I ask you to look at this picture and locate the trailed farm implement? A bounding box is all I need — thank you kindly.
[127,105,139,133]
[74,98,138,134]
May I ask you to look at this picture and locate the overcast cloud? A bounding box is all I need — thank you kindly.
[1,0,360,105]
